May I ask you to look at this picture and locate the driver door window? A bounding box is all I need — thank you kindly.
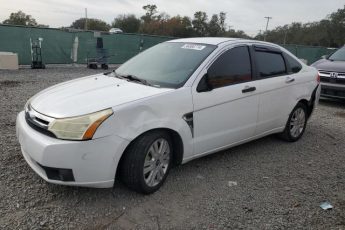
[207,46,252,89]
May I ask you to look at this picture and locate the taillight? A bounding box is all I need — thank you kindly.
[317,72,320,83]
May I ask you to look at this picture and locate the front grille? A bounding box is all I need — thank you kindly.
[25,107,56,138]
[319,70,345,84]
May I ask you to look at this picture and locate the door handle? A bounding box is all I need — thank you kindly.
[242,86,256,93]
[285,77,295,83]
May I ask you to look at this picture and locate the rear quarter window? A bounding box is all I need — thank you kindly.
[284,54,302,73]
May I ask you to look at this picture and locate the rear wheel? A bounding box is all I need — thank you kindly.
[120,131,172,194]
[279,102,307,142]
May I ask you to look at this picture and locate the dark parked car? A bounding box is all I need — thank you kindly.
[312,47,345,100]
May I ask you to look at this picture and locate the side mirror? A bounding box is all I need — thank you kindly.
[321,55,329,59]
[197,73,213,92]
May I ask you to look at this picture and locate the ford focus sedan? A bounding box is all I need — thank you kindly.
[16,38,320,194]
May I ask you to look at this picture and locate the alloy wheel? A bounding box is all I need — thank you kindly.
[143,138,170,187]
[289,108,306,138]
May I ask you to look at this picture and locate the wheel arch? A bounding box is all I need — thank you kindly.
[297,86,317,119]
[115,128,184,180]
[298,98,309,110]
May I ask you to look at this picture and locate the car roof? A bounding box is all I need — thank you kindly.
[167,37,284,49]
[167,37,247,45]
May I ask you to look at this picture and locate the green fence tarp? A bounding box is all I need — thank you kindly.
[0,25,74,64]
[0,24,336,65]
[0,24,174,65]
[282,44,335,64]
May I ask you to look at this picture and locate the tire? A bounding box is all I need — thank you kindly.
[279,102,308,142]
[89,63,97,69]
[120,131,172,194]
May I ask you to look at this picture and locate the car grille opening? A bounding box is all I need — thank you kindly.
[25,111,56,138]
[34,117,49,126]
[319,70,345,85]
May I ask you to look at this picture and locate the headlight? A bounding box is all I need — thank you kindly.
[48,109,113,140]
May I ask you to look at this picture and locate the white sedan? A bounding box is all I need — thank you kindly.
[16,37,320,194]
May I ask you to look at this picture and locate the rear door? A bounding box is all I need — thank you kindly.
[252,45,302,135]
[192,45,259,155]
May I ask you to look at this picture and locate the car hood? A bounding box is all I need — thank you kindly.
[30,73,173,118]
[312,59,345,72]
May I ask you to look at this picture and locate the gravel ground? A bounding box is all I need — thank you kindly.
[0,67,344,229]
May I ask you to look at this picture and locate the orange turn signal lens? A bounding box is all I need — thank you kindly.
[82,113,113,140]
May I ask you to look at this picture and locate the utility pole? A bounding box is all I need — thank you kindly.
[264,16,272,41]
[84,8,88,30]
[283,30,288,45]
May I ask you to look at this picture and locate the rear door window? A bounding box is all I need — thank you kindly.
[255,51,287,78]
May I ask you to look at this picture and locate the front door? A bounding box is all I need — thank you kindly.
[192,46,259,155]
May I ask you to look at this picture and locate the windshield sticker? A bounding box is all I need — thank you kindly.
[181,44,206,51]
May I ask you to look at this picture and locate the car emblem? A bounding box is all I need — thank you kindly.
[330,72,338,78]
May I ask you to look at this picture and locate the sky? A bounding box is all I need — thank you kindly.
[1,0,344,36]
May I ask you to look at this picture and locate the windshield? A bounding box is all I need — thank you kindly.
[329,47,345,61]
[115,42,216,88]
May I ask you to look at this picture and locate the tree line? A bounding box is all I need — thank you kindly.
[2,11,49,28]
[71,5,250,38]
[256,6,345,47]
[2,5,345,47]
[1,5,249,39]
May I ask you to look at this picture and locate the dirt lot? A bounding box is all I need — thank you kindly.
[0,67,344,229]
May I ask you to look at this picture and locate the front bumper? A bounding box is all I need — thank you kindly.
[16,111,129,188]
[320,82,345,99]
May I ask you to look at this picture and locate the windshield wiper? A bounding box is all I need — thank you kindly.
[118,74,153,86]
[110,71,158,87]
[103,71,113,75]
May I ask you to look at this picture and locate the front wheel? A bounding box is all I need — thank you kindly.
[120,131,172,194]
[279,102,307,142]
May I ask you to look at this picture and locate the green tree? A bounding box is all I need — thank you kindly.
[70,18,110,31]
[207,14,222,36]
[192,11,208,36]
[141,4,158,23]
[180,16,194,37]
[225,29,251,39]
[2,10,37,26]
[163,16,193,37]
[112,14,140,33]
